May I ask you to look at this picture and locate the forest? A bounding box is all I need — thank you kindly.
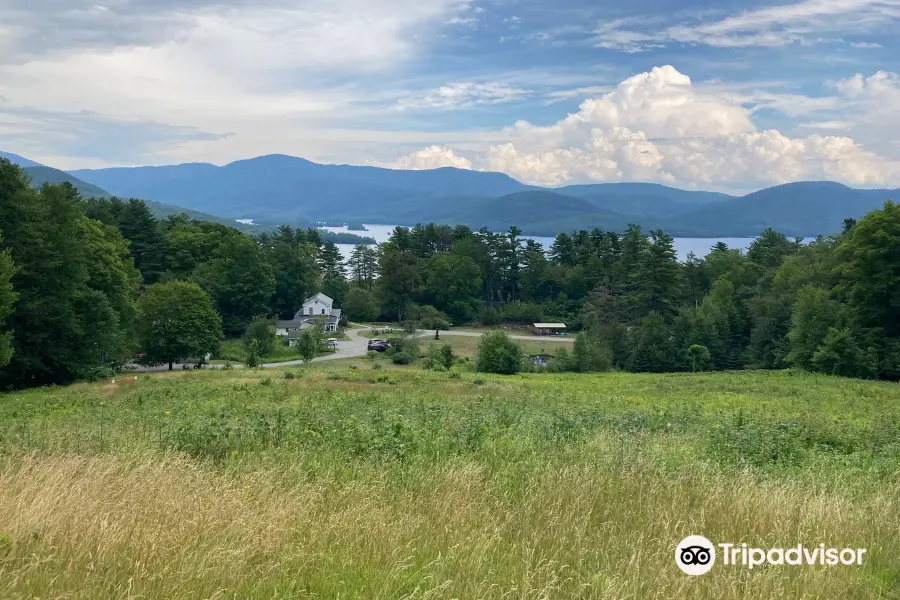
[1,157,898,388]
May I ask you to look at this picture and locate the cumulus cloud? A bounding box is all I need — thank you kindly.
[398,66,900,188]
[833,71,900,158]
[397,82,529,110]
[393,146,473,170]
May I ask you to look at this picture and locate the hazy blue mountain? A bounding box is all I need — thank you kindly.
[71,154,528,222]
[666,182,900,237]
[7,149,898,237]
[555,182,733,205]
[24,166,111,198]
[467,191,629,235]
[1,151,43,168]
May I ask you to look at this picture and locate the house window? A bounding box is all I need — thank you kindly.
[322,309,326,315]
[309,307,313,315]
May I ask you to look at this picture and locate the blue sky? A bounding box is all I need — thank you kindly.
[1,0,899,191]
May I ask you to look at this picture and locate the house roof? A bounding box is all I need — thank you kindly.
[330,308,342,320]
[534,323,567,328]
[276,320,305,329]
[304,292,333,305]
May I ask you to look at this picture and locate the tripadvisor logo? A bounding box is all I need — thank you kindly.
[676,535,867,576]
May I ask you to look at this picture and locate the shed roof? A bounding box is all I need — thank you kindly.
[533,323,566,328]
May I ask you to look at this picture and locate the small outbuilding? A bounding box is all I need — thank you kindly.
[533,323,567,336]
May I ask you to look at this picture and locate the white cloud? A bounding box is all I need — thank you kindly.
[393,145,473,170]
[832,70,900,158]
[397,82,529,110]
[399,66,900,188]
[799,121,854,129]
[595,0,900,50]
[0,0,475,165]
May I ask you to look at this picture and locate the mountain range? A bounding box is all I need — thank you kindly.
[4,151,898,237]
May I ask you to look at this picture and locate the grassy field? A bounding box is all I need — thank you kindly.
[1,365,899,599]
[424,334,573,357]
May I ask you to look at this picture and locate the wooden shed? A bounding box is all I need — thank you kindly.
[533,323,567,336]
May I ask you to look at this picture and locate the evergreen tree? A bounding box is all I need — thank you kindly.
[319,241,346,279]
[627,312,675,373]
[116,199,166,284]
[0,238,17,367]
[378,249,422,321]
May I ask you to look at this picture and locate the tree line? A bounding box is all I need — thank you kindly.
[1,157,898,387]
[361,213,899,379]
[0,159,348,387]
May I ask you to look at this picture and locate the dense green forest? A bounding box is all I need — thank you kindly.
[1,157,898,387]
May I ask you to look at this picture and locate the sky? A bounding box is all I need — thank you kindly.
[2,0,900,191]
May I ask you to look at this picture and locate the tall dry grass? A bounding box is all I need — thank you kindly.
[1,438,897,599]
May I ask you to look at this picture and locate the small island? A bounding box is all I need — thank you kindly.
[346,222,368,231]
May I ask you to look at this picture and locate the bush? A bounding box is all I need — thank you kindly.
[243,317,276,357]
[478,306,501,326]
[687,344,712,372]
[388,335,420,360]
[284,371,296,380]
[245,339,261,369]
[547,348,574,373]
[423,343,455,371]
[80,365,116,382]
[392,352,411,365]
[499,300,544,324]
[476,331,524,375]
[572,332,612,373]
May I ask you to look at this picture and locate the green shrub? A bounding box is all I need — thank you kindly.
[392,352,411,365]
[243,317,276,357]
[478,306,501,326]
[476,331,524,375]
[687,344,712,372]
[284,371,296,380]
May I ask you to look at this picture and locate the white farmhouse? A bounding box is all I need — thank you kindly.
[275,293,343,341]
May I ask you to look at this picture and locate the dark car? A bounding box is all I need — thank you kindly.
[367,339,389,352]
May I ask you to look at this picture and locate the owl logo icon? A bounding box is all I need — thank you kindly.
[676,535,716,575]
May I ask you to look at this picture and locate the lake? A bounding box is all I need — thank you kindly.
[325,224,756,262]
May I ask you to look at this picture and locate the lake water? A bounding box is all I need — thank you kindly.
[326,224,756,263]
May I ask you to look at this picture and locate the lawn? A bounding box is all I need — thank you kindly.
[211,335,343,364]
[423,333,572,357]
[1,367,898,599]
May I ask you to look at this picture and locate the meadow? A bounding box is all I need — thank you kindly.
[1,365,899,599]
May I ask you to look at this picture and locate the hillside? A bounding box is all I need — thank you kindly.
[0,151,42,168]
[25,166,112,198]
[65,152,900,237]
[666,182,900,237]
[70,154,528,223]
[7,149,900,237]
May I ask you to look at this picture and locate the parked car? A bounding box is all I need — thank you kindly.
[367,339,389,352]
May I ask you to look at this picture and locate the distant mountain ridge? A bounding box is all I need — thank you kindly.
[13,162,374,241]
[5,150,898,237]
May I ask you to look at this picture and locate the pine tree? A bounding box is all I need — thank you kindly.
[116,199,166,284]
